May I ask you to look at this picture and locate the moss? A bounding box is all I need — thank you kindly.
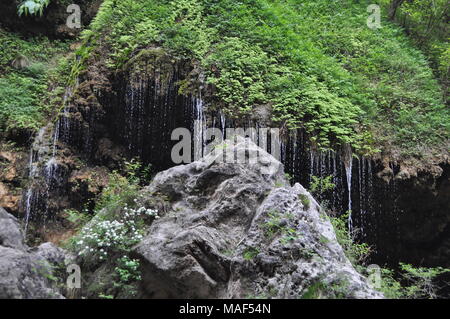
[242,247,260,260]
[298,194,311,211]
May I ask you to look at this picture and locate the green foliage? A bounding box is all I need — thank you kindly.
[76,0,447,158]
[123,158,152,185]
[377,267,405,299]
[328,209,450,299]
[0,29,69,136]
[0,29,68,74]
[298,194,311,211]
[67,159,158,298]
[243,247,260,260]
[279,227,299,245]
[377,263,450,299]
[0,74,46,132]
[301,281,327,299]
[115,256,141,282]
[94,159,150,213]
[72,159,153,259]
[18,0,50,17]
[262,210,283,238]
[330,212,371,267]
[398,263,450,299]
[310,175,336,196]
[113,256,142,297]
[63,208,90,229]
[380,0,449,87]
[73,205,158,263]
[262,209,299,244]
[301,277,350,299]
[94,171,138,213]
[203,37,272,113]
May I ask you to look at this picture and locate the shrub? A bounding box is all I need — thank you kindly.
[398,263,450,299]
[113,256,142,297]
[0,74,46,133]
[74,205,158,262]
[377,263,450,299]
[0,28,69,136]
[18,0,50,17]
[75,0,447,158]
[330,211,371,268]
[309,175,336,196]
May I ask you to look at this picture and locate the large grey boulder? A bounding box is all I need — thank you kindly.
[0,208,68,299]
[134,137,382,299]
[0,208,25,250]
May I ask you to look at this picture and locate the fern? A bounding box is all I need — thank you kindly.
[18,0,50,17]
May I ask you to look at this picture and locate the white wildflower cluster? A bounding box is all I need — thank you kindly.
[123,205,159,219]
[75,205,159,261]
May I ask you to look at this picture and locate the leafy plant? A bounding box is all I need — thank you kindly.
[310,175,336,196]
[377,263,450,299]
[75,0,447,160]
[301,281,327,299]
[399,263,450,299]
[18,0,50,17]
[0,28,69,136]
[279,227,299,245]
[262,210,283,238]
[330,211,371,267]
[243,247,260,260]
[63,208,90,228]
[113,256,142,297]
[298,194,311,210]
[73,205,158,263]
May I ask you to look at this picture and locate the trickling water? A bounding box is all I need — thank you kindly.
[22,84,76,232]
[194,97,206,160]
[24,189,35,233]
[22,63,418,268]
[344,146,353,233]
[24,126,47,232]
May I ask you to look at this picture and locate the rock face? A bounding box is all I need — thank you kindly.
[0,208,68,299]
[134,138,382,299]
[0,150,25,213]
[0,207,25,250]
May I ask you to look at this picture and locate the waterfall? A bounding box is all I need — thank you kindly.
[344,145,353,233]
[21,63,412,266]
[24,136,41,233]
[23,126,48,233]
[220,111,226,133]
[22,85,75,232]
[359,157,365,238]
[193,97,206,160]
[150,99,387,247]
